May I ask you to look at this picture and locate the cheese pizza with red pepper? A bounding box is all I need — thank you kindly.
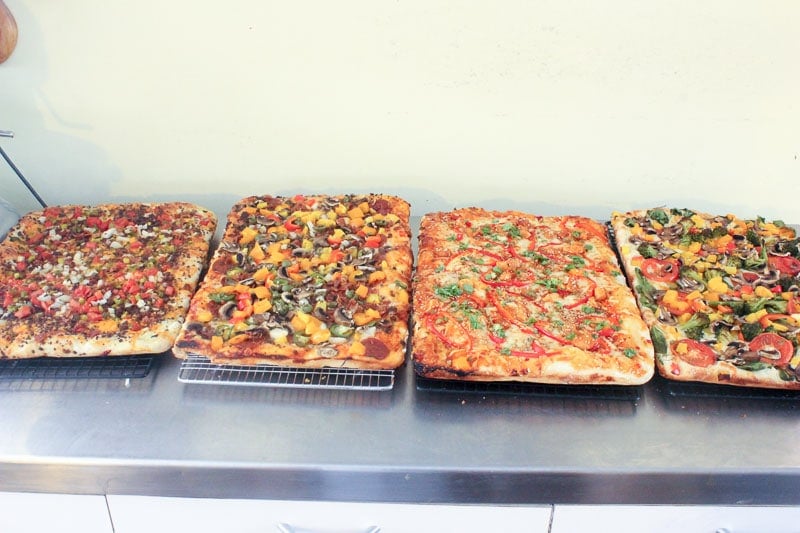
[412,208,654,384]
[173,194,412,369]
[0,203,217,358]
[611,208,800,389]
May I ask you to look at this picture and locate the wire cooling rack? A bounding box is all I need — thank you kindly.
[0,355,156,380]
[415,376,642,401]
[177,355,395,391]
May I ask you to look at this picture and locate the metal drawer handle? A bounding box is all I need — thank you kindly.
[277,523,380,533]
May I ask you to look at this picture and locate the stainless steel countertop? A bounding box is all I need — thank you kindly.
[1,215,799,505]
[0,354,798,505]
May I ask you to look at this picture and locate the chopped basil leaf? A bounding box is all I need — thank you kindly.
[491,324,507,338]
[502,223,522,238]
[434,284,463,299]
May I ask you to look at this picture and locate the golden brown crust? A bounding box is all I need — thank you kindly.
[611,208,800,390]
[173,194,412,370]
[412,208,654,384]
[0,202,217,358]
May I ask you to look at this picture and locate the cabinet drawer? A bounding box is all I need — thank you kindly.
[108,495,552,533]
[0,492,113,533]
[552,505,800,533]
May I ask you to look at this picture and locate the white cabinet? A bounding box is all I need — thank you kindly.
[107,495,553,533]
[0,492,113,533]
[551,505,800,533]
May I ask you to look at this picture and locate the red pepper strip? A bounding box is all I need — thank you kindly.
[486,289,526,328]
[504,289,545,312]
[364,235,382,248]
[563,277,597,309]
[480,275,531,288]
[424,312,472,350]
[534,322,572,345]
[759,313,793,328]
[14,305,32,319]
[598,327,615,338]
[488,332,505,345]
[284,219,302,232]
[510,341,554,358]
[565,218,608,242]
[507,244,540,264]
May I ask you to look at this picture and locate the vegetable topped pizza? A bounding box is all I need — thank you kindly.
[412,208,654,384]
[0,202,217,358]
[173,194,413,369]
[611,208,800,389]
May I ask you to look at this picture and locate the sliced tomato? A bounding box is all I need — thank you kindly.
[641,258,680,283]
[768,255,800,276]
[749,332,794,367]
[671,339,717,367]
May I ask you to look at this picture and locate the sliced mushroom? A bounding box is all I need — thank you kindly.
[677,277,704,292]
[353,250,374,266]
[334,307,354,326]
[280,292,295,305]
[218,301,236,319]
[661,224,684,239]
[757,347,783,361]
[312,306,329,321]
[722,341,748,359]
[255,215,277,227]
[292,247,313,258]
[317,346,339,358]
[657,306,677,325]
[218,241,240,253]
[292,287,315,299]
[753,269,780,287]
[739,350,761,363]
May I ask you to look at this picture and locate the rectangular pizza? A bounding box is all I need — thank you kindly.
[173,194,413,370]
[0,202,217,358]
[611,208,800,389]
[412,208,654,384]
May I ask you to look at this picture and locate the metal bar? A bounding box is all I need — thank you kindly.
[0,133,48,208]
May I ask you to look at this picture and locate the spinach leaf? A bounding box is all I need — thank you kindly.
[738,361,770,372]
[634,268,657,311]
[650,326,668,358]
[670,207,695,218]
[647,209,670,226]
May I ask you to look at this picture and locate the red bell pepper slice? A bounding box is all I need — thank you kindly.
[534,322,572,345]
[424,312,472,350]
[510,341,553,358]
